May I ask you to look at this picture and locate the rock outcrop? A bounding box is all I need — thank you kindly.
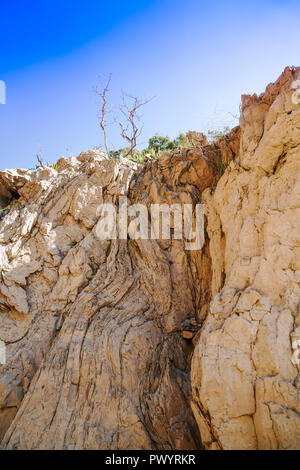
[191,66,300,450]
[0,149,215,449]
[0,67,299,450]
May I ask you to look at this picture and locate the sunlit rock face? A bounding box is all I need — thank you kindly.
[0,147,215,449]
[191,66,300,450]
[0,67,299,450]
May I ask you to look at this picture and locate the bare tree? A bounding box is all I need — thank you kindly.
[95,75,154,159]
[34,152,45,169]
[95,74,112,156]
[118,92,154,158]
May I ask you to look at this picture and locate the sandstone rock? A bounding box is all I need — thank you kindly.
[191,66,300,450]
[183,132,208,148]
[1,67,300,451]
[0,148,215,449]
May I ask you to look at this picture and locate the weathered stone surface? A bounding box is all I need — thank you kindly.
[1,67,300,450]
[191,66,300,450]
[0,148,215,449]
[183,132,208,148]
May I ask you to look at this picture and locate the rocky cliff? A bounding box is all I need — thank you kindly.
[0,67,299,449]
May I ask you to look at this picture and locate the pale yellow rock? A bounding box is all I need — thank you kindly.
[1,68,300,450]
[192,66,300,450]
[0,149,215,449]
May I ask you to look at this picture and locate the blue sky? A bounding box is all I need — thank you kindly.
[0,0,299,169]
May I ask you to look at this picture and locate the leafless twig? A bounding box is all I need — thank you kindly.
[118,93,154,158]
[95,74,112,155]
[35,152,44,169]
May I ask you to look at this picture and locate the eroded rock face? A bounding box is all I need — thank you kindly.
[191,66,300,450]
[1,67,300,450]
[0,148,215,449]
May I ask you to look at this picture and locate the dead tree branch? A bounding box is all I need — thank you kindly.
[35,152,44,169]
[95,74,112,155]
[118,93,154,158]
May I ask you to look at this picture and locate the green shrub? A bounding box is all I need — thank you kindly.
[109,133,186,162]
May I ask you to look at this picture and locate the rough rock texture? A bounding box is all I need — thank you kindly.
[0,67,300,450]
[0,148,215,449]
[183,132,208,148]
[203,126,241,168]
[191,66,300,450]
